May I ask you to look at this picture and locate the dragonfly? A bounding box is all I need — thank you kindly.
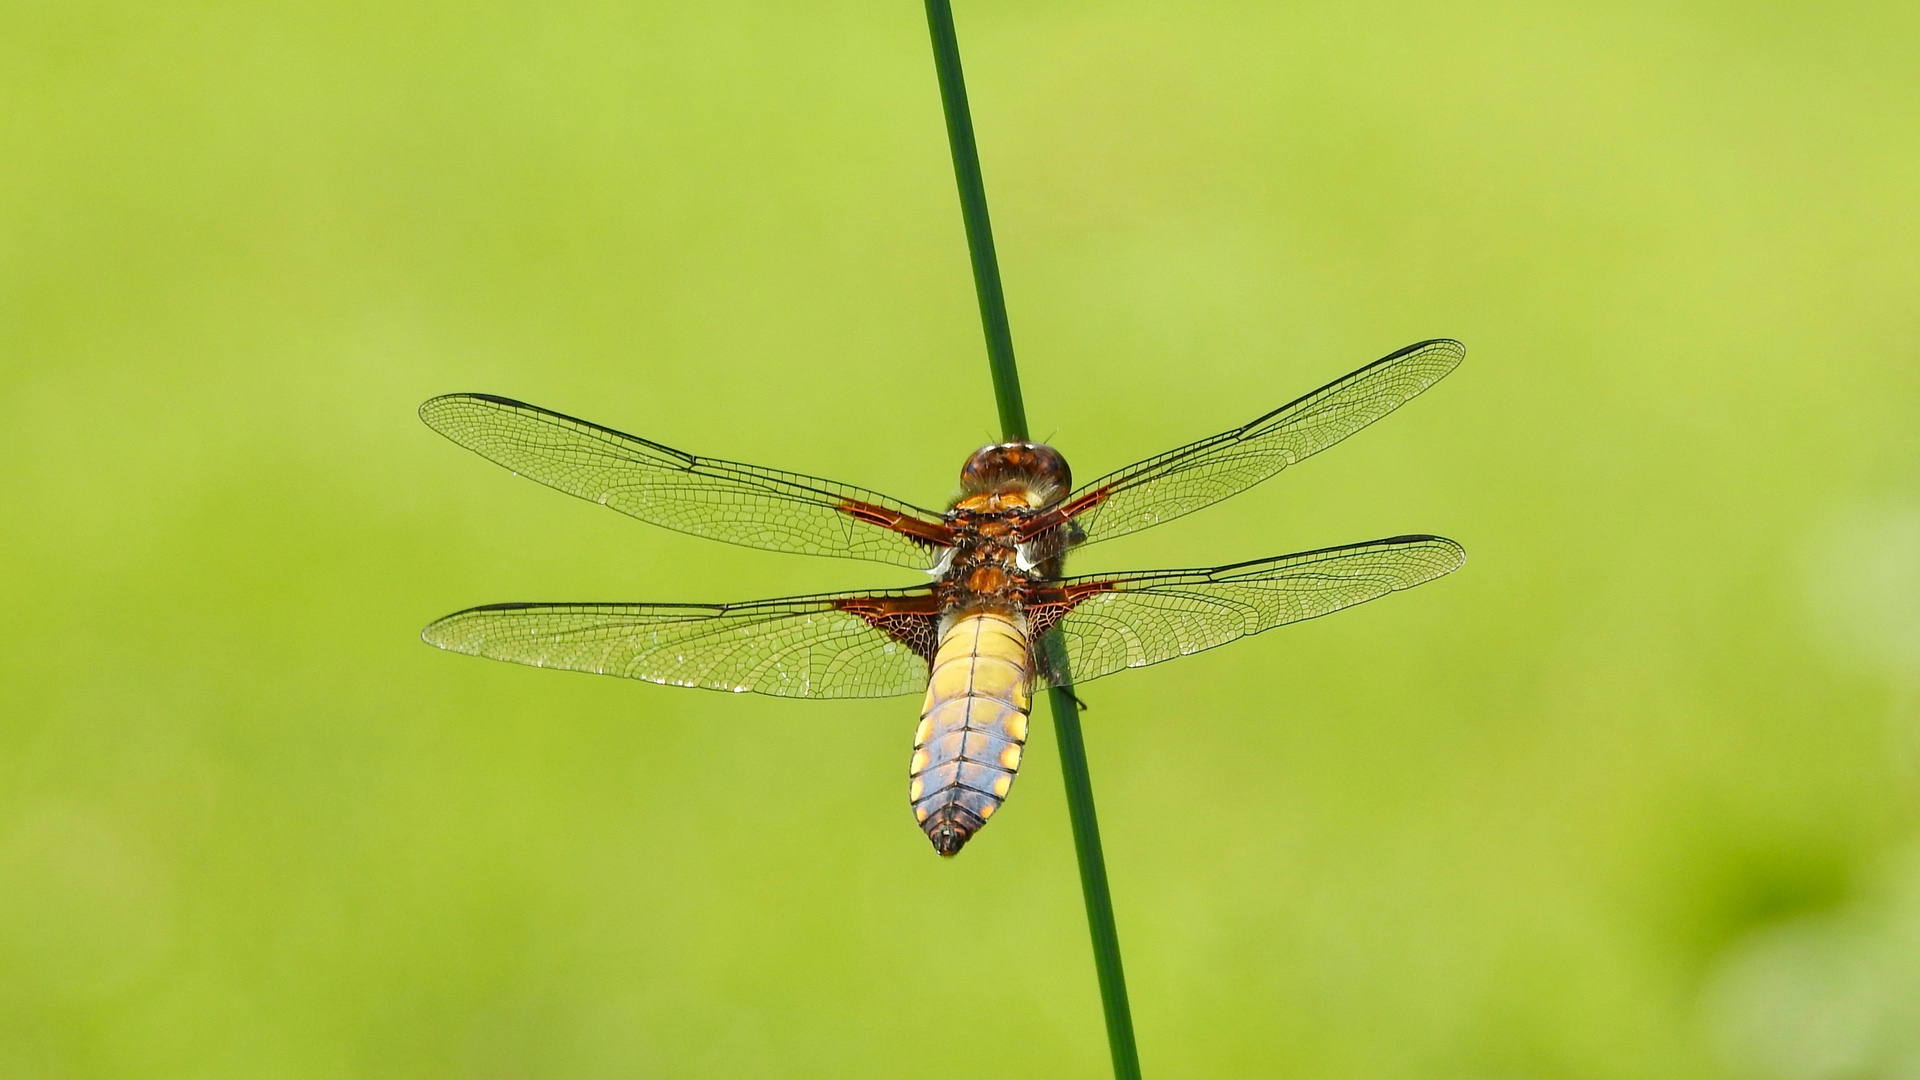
[421,339,1466,855]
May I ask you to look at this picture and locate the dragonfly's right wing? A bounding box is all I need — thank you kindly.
[423,587,944,699]
[1028,535,1465,685]
[1029,340,1464,546]
[421,394,955,568]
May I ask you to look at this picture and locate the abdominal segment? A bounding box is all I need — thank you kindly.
[910,611,1033,856]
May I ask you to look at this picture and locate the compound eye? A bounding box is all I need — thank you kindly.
[1028,445,1071,493]
[959,441,1072,499]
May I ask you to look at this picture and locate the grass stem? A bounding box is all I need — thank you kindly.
[922,0,1027,444]
[921,4,1142,1076]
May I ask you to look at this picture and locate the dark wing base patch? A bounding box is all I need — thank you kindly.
[831,593,945,665]
[422,587,943,699]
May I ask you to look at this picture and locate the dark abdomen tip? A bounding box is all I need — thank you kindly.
[923,806,980,857]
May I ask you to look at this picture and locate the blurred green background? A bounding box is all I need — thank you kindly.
[4,1,1918,1076]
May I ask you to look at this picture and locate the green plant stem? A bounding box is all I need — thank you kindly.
[1045,678,1143,1080]
[921,4,1142,1077]
[922,0,1026,443]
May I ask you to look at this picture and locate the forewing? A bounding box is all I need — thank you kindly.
[421,394,952,568]
[1060,340,1463,545]
[1035,535,1464,686]
[422,589,941,699]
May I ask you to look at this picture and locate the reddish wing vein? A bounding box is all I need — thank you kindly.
[421,394,954,568]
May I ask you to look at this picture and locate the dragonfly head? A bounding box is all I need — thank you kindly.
[959,442,1072,508]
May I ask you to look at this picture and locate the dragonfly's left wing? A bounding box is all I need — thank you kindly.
[421,394,955,569]
[423,588,944,699]
[1027,535,1464,686]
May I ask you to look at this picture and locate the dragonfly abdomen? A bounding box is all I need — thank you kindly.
[910,611,1032,856]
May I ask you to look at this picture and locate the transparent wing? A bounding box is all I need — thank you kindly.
[422,588,942,699]
[1059,340,1463,546]
[421,394,953,568]
[1035,535,1464,686]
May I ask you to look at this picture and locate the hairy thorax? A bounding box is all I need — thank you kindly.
[936,507,1031,612]
[931,441,1075,618]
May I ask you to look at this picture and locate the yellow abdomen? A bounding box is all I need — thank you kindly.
[909,611,1032,856]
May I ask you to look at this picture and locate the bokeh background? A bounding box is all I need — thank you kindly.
[4,1,1919,1077]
